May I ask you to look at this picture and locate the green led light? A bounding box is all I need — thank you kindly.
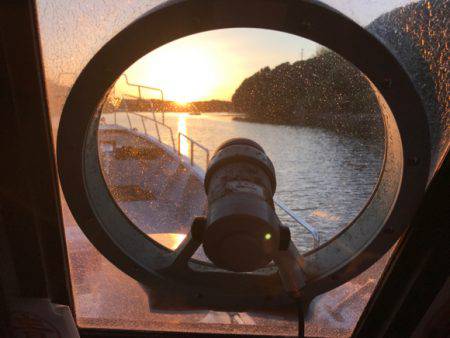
[264,233,272,240]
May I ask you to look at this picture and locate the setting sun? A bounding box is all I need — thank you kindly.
[142,41,220,103]
[117,34,224,103]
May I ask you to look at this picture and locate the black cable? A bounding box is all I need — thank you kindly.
[298,300,305,338]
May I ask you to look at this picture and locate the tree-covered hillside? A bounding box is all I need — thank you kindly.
[232,51,383,138]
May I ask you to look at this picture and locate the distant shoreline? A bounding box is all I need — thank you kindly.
[110,98,234,113]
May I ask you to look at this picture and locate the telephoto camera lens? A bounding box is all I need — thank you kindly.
[203,138,281,272]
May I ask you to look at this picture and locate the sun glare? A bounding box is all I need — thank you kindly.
[121,38,222,103]
[115,28,319,103]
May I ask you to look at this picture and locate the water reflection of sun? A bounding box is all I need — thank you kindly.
[177,114,189,157]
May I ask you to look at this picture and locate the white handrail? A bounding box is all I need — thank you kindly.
[121,74,165,124]
[177,132,210,167]
[274,199,320,248]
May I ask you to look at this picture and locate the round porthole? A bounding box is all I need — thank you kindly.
[58,0,430,309]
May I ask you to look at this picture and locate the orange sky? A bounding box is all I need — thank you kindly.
[115,28,321,103]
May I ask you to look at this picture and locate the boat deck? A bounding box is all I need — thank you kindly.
[98,125,206,235]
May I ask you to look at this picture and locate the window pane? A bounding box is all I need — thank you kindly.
[37,0,445,337]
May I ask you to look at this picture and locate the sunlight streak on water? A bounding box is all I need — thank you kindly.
[177,113,189,157]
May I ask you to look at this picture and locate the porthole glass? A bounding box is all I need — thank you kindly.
[97,28,385,254]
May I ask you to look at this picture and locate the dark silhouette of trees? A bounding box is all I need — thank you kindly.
[232,51,383,138]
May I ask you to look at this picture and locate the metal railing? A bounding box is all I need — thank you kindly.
[274,200,320,248]
[121,74,166,124]
[113,111,176,150]
[177,132,210,167]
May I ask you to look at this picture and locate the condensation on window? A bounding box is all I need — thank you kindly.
[37,0,447,337]
[97,30,386,254]
[321,0,448,176]
[36,0,164,131]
